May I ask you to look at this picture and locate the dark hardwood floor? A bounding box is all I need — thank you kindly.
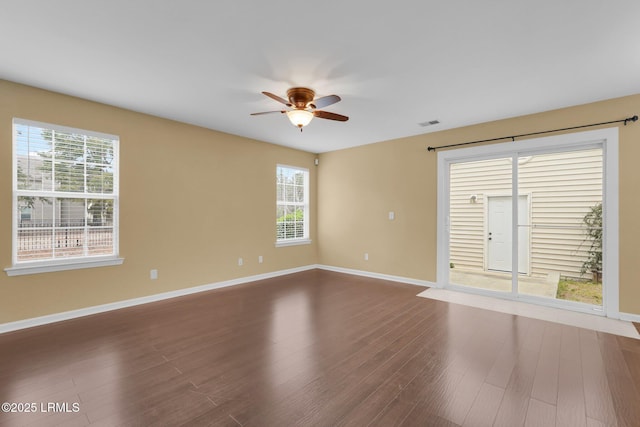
[0,269,639,426]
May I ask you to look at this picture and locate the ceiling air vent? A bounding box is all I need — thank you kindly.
[419,120,440,127]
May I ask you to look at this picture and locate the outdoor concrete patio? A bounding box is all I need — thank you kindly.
[449,268,560,298]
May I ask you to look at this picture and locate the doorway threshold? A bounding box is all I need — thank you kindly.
[417,287,638,339]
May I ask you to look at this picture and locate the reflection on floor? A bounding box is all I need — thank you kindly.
[417,287,639,339]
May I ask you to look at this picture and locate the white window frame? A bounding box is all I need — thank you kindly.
[436,127,619,318]
[5,118,123,276]
[275,164,311,247]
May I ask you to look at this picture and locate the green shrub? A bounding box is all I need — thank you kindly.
[581,203,602,276]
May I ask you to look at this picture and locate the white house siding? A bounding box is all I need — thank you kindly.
[449,148,602,279]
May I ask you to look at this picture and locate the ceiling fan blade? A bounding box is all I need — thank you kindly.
[262,91,291,106]
[314,110,349,122]
[310,95,341,109]
[250,110,286,116]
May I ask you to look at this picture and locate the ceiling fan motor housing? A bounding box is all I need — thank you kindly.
[287,87,315,109]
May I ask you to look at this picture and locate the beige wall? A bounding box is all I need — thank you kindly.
[2,79,639,324]
[0,80,317,324]
[318,94,640,315]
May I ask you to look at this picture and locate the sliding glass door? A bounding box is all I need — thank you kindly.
[439,128,617,316]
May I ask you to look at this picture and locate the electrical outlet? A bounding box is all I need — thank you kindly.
[364,253,369,261]
[258,255,263,264]
[238,257,243,266]
[388,211,395,220]
[150,269,158,280]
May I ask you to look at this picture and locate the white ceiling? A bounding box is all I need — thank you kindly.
[1,1,639,153]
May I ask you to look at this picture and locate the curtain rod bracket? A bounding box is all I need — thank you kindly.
[624,115,638,125]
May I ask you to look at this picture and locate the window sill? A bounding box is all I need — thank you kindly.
[275,238,312,248]
[5,257,124,276]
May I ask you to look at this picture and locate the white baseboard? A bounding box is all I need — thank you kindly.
[316,264,436,288]
[0,265,317,334]
[620,312,640,323]
[6,261,631,335]
[0,264,441,334]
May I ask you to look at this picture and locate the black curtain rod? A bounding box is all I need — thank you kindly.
[426,115,638,152]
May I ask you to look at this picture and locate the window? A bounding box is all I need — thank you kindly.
[276,165,310,246]
[6,118,122,276]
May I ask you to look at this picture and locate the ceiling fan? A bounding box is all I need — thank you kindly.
[251,87,348,131]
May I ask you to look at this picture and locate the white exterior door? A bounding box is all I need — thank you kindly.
[487,195,529,274]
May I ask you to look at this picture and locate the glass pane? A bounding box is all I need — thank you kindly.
[15,124,53,191]
[285,183,294,202]
[87,227,113,256]
[517,149,603,305]
[86,136,114,167]
[53,198,85,258]
[449,157,513,292]
[54,131,84,162]
[87,199,113,226]
[54,160,85,192]
[87,166,113,194]
[87,198,114,256]
[16,197,54,261]
[17,228,53,261]
[56,198,86,227]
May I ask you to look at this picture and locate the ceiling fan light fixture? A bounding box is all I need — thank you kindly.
[286,109,314,129]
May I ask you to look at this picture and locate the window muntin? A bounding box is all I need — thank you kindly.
[276,165,309,243]
[12,119,119,265]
